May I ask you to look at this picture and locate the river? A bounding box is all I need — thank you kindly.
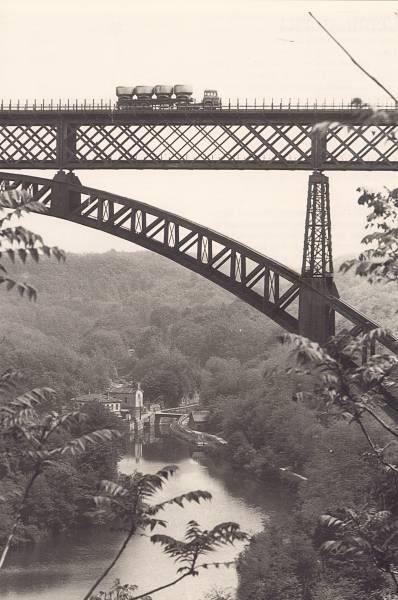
[1,436,288,600]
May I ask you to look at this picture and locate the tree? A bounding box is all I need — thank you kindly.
[318,509,398,592]
[134,348,198,407]
[200,357,241,403]
[0,189,122,572]
[0,187,64,298]
[237,523,317,600]
[0,187,249,600]
[0,370,120,569]
[276,330,398,594]
[341,186,398,283]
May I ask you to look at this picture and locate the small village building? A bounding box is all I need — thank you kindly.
[73,393,121,416]
[107,381,144,419]
[72,381,145,424]
[108,381,142,404]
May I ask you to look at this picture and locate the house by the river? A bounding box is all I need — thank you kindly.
[73,380,145,424]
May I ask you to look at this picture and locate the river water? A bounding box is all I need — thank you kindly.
[1,436,287,600]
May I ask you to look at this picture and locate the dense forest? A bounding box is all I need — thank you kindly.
[1,250,396,405]
[0,251,282,404]
[1,250,398,598]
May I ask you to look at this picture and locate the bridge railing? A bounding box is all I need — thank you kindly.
[0,99,395,113]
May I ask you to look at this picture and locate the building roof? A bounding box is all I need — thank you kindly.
[74,393,105,403]
[74,393,121,405]
[100,397,121,405]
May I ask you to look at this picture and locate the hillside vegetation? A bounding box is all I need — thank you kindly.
[0,251,280,405]
[2,250,398,598]
[1,250,395,405]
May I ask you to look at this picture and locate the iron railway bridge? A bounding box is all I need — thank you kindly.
[1,101,398,358]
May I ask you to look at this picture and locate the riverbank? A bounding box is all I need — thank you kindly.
[0,402,126,554]
[206,379,389,600]
[2,437,288,600]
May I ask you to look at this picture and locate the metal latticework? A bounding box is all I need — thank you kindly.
[0,171,301,332]
[302,172,333,278]
[0,108,397,170]
[325,125,398,167]
[0,171,395,354]
[72,123,313,166]
[0,125,57,163]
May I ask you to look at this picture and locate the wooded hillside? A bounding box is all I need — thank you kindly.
[1,250,395,406]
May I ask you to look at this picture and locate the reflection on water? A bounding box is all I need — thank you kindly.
[2,428,287,600]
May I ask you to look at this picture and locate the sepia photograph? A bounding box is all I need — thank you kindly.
[1,1,398,599]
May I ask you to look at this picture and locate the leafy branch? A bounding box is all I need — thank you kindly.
[84,470,248,600]
[280,330,398,474]
[0,370,121,570]
[340,186,398,283]
[318,508,398,591]
[0,188,65,301]
[279,328,398,592]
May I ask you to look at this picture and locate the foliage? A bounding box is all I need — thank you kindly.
[84,466,248,600]
[152,520,248,574]
[90,579,151,600]
[203,590,235,600]
[75,401,128,480]
[0,368,121,569]
[3,248,396,406]
[208,371,321,479]
[226,430,388,600]
[340,186,398,283]
[237,522,318,600]
[226,169,398,595]
[0,186,131,576]
[205,323,398,599]
[318,508,398,582]
[0,188,64,299]
[277,329,398,595]
[0,251,281,404]
[133,348,198,407]
[280,330,398,471]
[3,184,398,598]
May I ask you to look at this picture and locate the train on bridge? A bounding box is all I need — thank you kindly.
[116,84,221,109]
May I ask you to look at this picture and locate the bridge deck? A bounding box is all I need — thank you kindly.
[0,104,396,171]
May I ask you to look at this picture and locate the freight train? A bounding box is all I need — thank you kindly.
[116,84,221,109]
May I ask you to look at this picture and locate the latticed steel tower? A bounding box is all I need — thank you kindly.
[302,171,333,278]
[299,171,337,344]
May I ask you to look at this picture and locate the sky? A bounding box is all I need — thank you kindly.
[1,0,398,269]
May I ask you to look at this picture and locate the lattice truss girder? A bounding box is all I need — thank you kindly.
[73,123,313,163]
[325,125,398,165]
[0,121,397,167]
[0,172,397,358]
[0,125,57,162]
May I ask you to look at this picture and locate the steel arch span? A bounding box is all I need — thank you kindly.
[0,171,396,354]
